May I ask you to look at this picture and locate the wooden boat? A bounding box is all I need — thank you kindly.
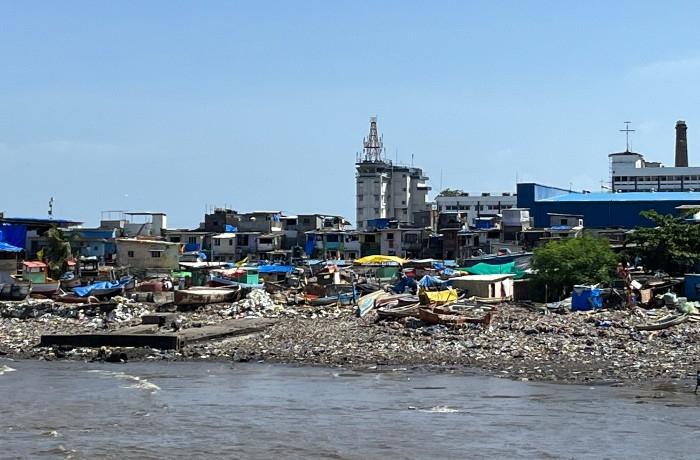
[418,305,492,326]
[356,290,386,317]
[12,261,60,297]
[174,286,240,306]
[377,302,420,319]
[209,274,265,289]
[0,282,31,301]
[635,313,688,331]
[55,294,101,304]
[11,275,60,296]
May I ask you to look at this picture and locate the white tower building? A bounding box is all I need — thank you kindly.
[355,117,430,230]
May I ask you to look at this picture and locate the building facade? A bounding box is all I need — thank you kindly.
[435,192,516,225]
[610,121,700,192]
[355,117,430,230]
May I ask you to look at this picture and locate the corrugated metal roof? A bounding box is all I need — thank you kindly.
[540,192,700,202]
[23,260,46,268]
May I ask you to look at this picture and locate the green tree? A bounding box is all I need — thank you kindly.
[628,210,700,275]
[438,188,466,197]
[531,236,617,302]
[44,227,72,278]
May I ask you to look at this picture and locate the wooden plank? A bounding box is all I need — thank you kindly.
[40,333,179,350]
[141,313,177,326]
[177,318,276,344]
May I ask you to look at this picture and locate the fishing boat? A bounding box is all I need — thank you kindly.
[356,290,386,317]
[377,302,420,319]
[12,261,60,296]
[0,282,31,301]
[174,286,240,306]
[209,267,265,289]
[306,291,355,307]
[635,313,688,331]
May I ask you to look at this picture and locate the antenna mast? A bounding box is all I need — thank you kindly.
[362,116,384,162]
[620,121,635,152]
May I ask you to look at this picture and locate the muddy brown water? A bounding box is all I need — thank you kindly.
[2,360,699,459]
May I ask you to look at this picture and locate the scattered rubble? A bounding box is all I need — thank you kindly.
[3,288,700,385]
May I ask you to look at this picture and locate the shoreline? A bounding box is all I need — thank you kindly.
[3,298,699,386]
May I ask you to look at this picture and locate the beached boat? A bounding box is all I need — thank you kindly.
[356,290,386,317]
[0,282,31,301]
[175,286,240,306]
[635,313,688,331]
[377,302,420,319]
[12,261,60,296]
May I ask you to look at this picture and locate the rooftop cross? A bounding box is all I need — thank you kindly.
[620,121,635,152]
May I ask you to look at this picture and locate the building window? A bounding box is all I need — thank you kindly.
[150,251,161,258]
[127,250,134,258]
[170,236,181,243]
[214,239,221,246]
[386,233,394,240]
[229,239,234,246]
[188,236,197,244]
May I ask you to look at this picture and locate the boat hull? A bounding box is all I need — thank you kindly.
[0,283,31,301]
[174,287,239,306]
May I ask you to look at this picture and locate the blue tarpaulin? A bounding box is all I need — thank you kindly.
[258,264,294,274]
[72,277,133,297]
[225,224,237,232]
[0,241,23,253]
[417,275,453,289]
[392,276,418,294]
[304,234,315,257]
[0,224,27,249]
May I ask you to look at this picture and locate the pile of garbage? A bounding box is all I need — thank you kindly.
[1,299,87,320]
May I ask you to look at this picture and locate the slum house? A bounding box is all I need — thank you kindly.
[451,274,515,301]
[281,214,349,249]
[202,208,240,233]
[377,227,427,259]
[438,212,465,260]
[211,233,236,262]
[233,232,259,260]
[546,213,584,239]
[358,232,381,256]
[115,238,180,276]
[98,211,167,238]
[256,232,285,260]
[305,230,361,260]
[0,216,83,258]
[501,208,532,242]
[165,229,212,254]
[237,211,283,233]
[64,228,118,264]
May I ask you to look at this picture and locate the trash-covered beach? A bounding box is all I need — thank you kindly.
[3,286,700,385]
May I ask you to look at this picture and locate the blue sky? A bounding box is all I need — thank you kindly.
[3,1,700,227]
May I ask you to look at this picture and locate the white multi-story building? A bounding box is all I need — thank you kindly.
[355,117,430,230]
[435,192,517,226]
[610,120,700,192]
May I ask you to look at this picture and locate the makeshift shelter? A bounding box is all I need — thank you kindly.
[451,274,515,301]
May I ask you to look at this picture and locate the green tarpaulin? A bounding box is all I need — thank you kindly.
[462,261,525,279]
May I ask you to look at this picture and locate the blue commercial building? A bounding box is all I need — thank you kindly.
[517,183,700,229]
